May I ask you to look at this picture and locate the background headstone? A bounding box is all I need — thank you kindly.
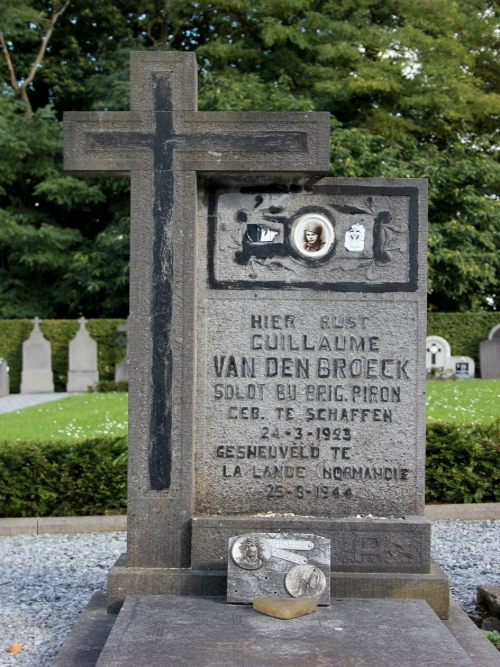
[426,335,474,378]
[67,317,99,392]
[114,322,128,383]
[479,324,500,379]
[0,358,9,397]
[488,324,500,340]
[20,318,54,394]
[480,339,500,378]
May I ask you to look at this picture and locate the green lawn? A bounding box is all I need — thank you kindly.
[426,379,500,423]
[0,393,128,441]
[0,380,499,442]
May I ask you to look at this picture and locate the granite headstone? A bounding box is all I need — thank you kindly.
[114,322,128,383]
[67,317,99,392]
[480,324,500,378]
[0,358,9,397]
[20,317,54,394]
[64,51,445,617]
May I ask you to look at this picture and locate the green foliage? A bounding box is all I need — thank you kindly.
[0,422,498,516]
[482,630,500,648]
[90,380,129,393]
[0,435,127,517]
[426,379,500,422]
[427,312,500,364]
[0,318,126,392]
[2,1,500,313]
[425,421,500,504]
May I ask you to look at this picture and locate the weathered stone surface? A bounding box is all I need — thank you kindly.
[477,584,500,616]
[95,596,474,667]
[51,593,117,667]
[67,317,99,392]
[192,515,431,574]
[227,533,330,605]
[330,559,450,620]
[65,52,330,573]
[20,317,54,394]
[107,555,448,618]
[0,358,9,397]
[253,596,317,619]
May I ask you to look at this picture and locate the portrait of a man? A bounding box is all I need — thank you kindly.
[302,223,325,252]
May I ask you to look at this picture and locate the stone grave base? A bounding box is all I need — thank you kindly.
[108,554,450,618]
[52,594,500,667]
[191,515,431,573]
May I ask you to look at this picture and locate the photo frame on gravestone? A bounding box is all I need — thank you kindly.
[227,533,330,606]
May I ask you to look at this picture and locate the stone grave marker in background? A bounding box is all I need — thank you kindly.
[67,317,99,392]
[0,358,9,397]
[114,321,129,383]
[64,52,447,622]
[20,318,54,394]
[480,324,500,378]
[426,335,475,379]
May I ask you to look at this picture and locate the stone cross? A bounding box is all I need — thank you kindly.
[64,52,330,570]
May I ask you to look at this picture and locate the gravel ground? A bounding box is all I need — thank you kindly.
[0,521,499,666]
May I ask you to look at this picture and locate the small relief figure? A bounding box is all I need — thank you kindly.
[344,223,365,252]
[231,534,271,570]
[285,564,327,598]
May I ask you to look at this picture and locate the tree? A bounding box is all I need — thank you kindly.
[1,0,500,316]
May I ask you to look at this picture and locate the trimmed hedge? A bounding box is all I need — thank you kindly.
[426,421,500,504]
[427,312,500,366]
[0,424,499,516]
[0,436,127,517]
[0,319,127,392]
[0,313,499,390]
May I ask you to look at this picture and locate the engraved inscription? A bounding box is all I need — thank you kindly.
[195,300,419,517]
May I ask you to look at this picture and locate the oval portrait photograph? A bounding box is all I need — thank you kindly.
[291,212,335,260]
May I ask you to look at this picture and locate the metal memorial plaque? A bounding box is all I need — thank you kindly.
[195,178,427,519]
[227,533,330,605]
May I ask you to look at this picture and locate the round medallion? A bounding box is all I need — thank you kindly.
[231,534,272,570]
[285,564,326,598]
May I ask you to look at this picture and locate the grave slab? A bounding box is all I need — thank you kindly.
[107,555,449,618]
[51,593,116,667]
[95,595,474,667]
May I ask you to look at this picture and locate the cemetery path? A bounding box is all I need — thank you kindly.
[0,393,70,415]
